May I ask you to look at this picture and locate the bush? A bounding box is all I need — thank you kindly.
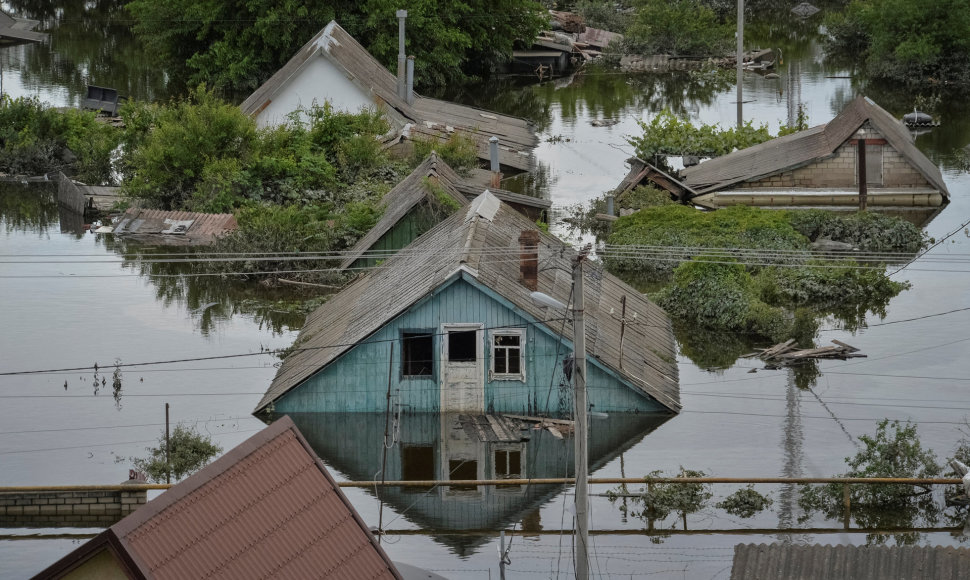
[120,424,222,483]
[608,467,712,521]
[412,132,479,175]
[623,0,734,57]
[628,109,775,159]
[718,485,773,518]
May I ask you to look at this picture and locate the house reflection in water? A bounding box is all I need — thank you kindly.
[275,412,671,554]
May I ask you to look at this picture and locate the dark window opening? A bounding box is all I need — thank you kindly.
[495,449,522,489]
[402,332,433,376]
[448,330,477,362]
[493,334,522,375]
[402,446,434,481]
[449,459,478,491]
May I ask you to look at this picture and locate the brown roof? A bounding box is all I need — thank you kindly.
[112,209,237,245]
[259,191,679,413]
[240,21,537,172]
[680,96,950,197]
[731,543,970,580]
[35,416,402,580]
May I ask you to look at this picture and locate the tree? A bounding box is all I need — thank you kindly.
[122,424,223,483]
[624,0,734,57]
[825,0,970,85]
[126,0,546,95]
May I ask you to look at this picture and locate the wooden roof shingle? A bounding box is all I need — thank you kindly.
[259,191,680,414]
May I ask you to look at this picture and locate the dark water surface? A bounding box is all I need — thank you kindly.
[3,3,970,578]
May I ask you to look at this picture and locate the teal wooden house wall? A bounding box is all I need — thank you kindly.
[273,271,669,416]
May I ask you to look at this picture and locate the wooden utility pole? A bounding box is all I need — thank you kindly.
[737,0,744,129]
[165,403,171,484]
[572,255,589,580]
[378,343,394,543]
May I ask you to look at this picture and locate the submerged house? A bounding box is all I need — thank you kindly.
[258,191,679,417]
[110,208,237,245]
[240,21,538,174]
[616,96,950,211]
[284,411,671,554]
[340,153,550,271]
[34,417,412,580]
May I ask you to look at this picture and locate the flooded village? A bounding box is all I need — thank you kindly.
[3,1,970,578]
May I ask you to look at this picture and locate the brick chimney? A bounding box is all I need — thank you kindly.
[519,230,540,291]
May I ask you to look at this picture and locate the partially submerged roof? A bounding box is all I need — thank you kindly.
[112,209,237,245]
[680,96,950,197]
[240,21,538,172]
[731,543,970,580]
[0,10,46,45]
[34,416,402,580]
[259,191,680,414]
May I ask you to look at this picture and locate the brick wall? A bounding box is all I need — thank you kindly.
[738,123,930,190]
[0,487,147,528]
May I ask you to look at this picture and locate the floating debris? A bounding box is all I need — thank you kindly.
[791,2,821,18]
[745,339,867,366]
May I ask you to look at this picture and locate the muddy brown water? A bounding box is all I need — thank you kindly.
[3,4,970,578]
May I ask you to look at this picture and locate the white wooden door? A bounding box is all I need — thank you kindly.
[440,324,484,413]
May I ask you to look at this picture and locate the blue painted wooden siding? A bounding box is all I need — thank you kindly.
[273,275,668,414]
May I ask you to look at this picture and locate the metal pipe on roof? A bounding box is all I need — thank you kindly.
[396,10,407,100]
[406,56,415,105]
[489,136,502,187]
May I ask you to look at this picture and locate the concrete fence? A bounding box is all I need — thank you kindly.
[0,483,146,528]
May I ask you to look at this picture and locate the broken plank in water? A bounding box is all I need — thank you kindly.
[831,339,860,352]
[760,339,798,359]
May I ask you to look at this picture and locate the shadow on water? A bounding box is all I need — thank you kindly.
[271,411,671,555]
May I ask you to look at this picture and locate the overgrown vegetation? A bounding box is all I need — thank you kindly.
[608,468,712,522]
[119,424,222,483]
[622,0,735,57]
[126,0,547,94]
[717,485,773,518]
[606,206,922,342]
[0,95,119,184]
[824,0,970,86]
[412,133,479,176]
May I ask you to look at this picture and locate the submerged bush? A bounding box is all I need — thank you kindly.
[718,485,773,518]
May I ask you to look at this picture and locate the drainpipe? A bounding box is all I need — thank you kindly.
[406,56,415,105]
[396,10,407,101]
[489,136,502,188]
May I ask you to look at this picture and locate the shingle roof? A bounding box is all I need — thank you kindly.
[239,21,537,171]
[34,416,402,580]
[0,10,46,45]
[680,96,950,197]
[258,191,680,414]
[731,543,970,580]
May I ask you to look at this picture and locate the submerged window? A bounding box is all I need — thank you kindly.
[491,330,525,380]
[401,445,434,482]
[402,331,433,376]
[448,330,477,362]
[448,459,478,491]
[495,447,524,490]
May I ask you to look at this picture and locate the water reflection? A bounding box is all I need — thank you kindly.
[2,1,170,104]
[279,412,671,555]
[0,181,59,233]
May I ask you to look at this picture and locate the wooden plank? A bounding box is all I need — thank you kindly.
[831,340,859,353]
[503,414,574,426]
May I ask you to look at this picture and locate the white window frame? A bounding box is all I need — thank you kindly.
[489,329,526,382]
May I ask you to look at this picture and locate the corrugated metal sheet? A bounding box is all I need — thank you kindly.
[112,209,237,245]
[239,21,537,172]
[34,417,402,579]
[731,543,970,580]
[258,191,680,414]
[680,96,950,198]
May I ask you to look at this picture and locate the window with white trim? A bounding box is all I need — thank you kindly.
[490,329,525,381]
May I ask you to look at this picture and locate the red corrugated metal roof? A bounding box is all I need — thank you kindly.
[35,417,402,580]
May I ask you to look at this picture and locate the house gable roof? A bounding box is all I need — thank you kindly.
[259,192,680,414]
[239,21,537,171]
[35,417,402,580]
[680,96,949,197]
[0,10,46,45]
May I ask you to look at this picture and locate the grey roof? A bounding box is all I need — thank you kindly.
[731,543,970,580]
[112,209,237,245]
[0,11,46,45]
[681,96,950,198]
[258,191,680,413]
[340,153,470,270]
[240,21,537,171]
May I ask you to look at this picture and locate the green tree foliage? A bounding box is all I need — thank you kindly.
[122,424,223,483]
[126,0,546,94]
[608,468,712,521]
[624,0,734,57]
[412,133,479,175]
[717,485,773,518]
[119,87,390,212]
[0,95,119,183]
[628,109,774,159]
[825,0,970,85]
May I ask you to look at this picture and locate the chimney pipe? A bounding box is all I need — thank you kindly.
[489,136,502,188]
[396,10,407,101]
[406,56,415,105]
[519,230,540,291]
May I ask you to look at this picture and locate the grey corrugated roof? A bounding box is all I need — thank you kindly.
[240,21,537,171]
[34,417,402,580]
[112,209,237,245]
[731,543,970,580]
[681,96,950,198]
[258,191,680,414]
[340,153,469,270]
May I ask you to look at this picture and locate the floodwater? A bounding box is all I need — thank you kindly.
[3,3,970,578]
